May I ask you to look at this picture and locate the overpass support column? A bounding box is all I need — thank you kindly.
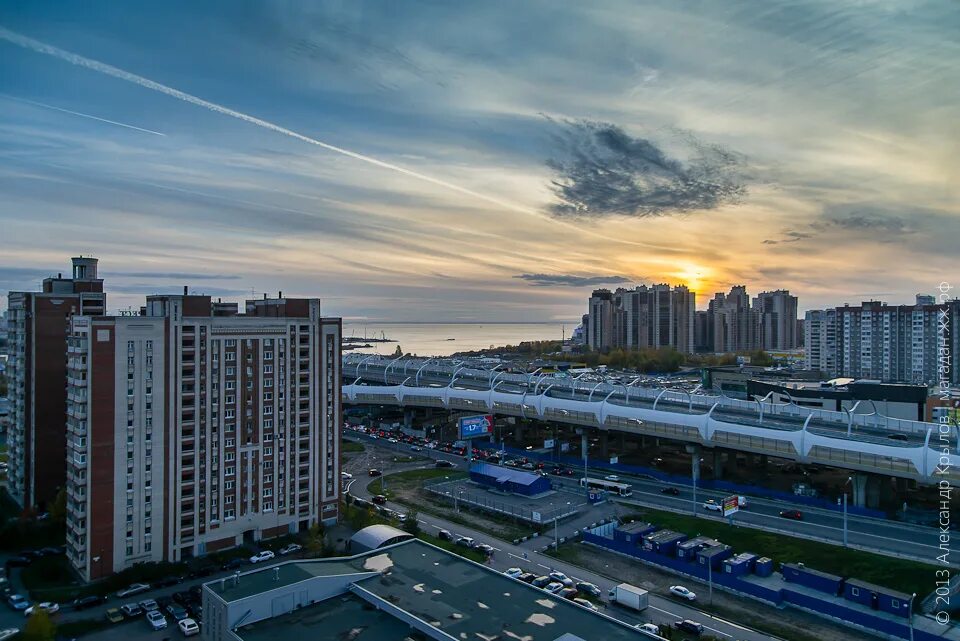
[513,422,525,445]
[599,431,609,458]
[712,449,725,480]
[851,473,868,508]
[618,432,627,453]
[403,408,415,430]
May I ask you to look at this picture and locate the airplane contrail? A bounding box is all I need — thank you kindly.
[1,94,166,136]
[0,25,652,248]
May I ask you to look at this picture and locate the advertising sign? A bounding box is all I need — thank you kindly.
[532,511,542,523]
[560,442,571,453]
[458,414,494,439]
[721,495,740,517]
[544,439,555,449]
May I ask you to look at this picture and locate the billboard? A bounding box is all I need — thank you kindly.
[459,414,494,439]
[721,495,740,517]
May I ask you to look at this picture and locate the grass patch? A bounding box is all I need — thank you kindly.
[365,468,466,497]
[342,440,365,453]
[621,505,936,599]
[417,532,488,564]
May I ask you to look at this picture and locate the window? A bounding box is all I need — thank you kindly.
[851,588,860,597]
[264,364,273,374]
[225,480,235,490]
[225,466,235,476]
[226,367,236,376]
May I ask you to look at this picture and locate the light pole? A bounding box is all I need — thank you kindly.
[691,455,702,517]
[909,592,916,641]
[843,476,852,547]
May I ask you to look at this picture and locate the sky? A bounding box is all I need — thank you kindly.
[0,0,958,322]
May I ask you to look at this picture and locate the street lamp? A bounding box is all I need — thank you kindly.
[909,592,917,641]
[843,476,852,547]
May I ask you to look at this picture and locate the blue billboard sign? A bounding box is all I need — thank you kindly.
[459,414,493,439]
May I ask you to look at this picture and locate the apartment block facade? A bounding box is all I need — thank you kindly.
[586,284,695,354]
[6,257,105,509]
[64,293,341,581]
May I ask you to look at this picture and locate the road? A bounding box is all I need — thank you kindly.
[344,444,779,641]
[347,430,949,566]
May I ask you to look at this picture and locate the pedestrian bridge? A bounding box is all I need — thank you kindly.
[341,354,959,484]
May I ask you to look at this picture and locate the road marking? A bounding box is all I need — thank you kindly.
[508,553,532,563]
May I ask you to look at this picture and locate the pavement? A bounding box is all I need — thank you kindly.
[344,442,779,641]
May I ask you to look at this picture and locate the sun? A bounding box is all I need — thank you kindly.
[672,264,711,293]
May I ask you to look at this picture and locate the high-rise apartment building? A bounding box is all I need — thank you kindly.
[753,290,799,351]
[586,284,695,353]
[805,297,959,385]
[64,292,341,581]
[710,285,758,354]
[6,257,105,509]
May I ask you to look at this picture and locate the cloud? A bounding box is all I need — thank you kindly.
[514,273,632,287]
[545,119,749,219]
[107,271,242,280]
[764,205,920,245]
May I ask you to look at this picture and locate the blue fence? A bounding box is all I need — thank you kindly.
[480,442,885,518]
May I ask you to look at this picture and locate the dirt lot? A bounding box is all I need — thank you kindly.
[553,542,877,641]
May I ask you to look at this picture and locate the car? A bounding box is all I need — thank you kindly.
[24,602,59,617]
[7,594,30,611]
[249,550,275,564]
[435,460,455,469]
[636,623,661,635]
[368,469,382,477]
[531,576,552,588]
[437,529,453,541]
[341,471,353,480]
[105,607,125,623]
[521,462,535,470]
[179,617,200,637]
[410,445,423,451]
[559,588,579,600]
[140,598,161,612]
[703,500,722,512]
[0,629,19,641]
[887,433,909,441]
[454,536,475,548]
[575,581,602,597]
[780,509,804,520]
[674,619,704,634]
[660,486,680,495]
[669,585,696,601]
[121,603,144,617]
[154,576,181,588]
[372,495,387,506]
[503,567,523,579]
[146,610,168,630]
[573,597,599,611]
[19,550,42,561]
[387,438,399,443]
[71,594,106,610]
[279,543,303,556]
[543,582,565,594]
[166,603,190,621]
[5,557,31,569]
[221,557,246,571]
[39,546,63,557]
[476,543,495,556]
[116,583,151,598]
[604,474,620,481]
[548,571,574,587]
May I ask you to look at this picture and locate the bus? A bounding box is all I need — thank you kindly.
[580,477,633,497]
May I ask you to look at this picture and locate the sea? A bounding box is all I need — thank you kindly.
[341,322,574,357]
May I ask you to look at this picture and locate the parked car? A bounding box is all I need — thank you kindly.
[636,623,660,635]
[71,594,106,610]
[116,583,151,598]
[674,619,704,634]
[573,597,598,611]
[372,495,387,506]
[575,581,602,597]
[368,468,382,477]
[146,610,168,631]
[24,602,59,617]
[455,536,475,548]
[435,460,455,469]
[179,617,200,637]
[779,509,804,520]
[559,588,579,600]
[139,599,160,613]
[703,500,722,512]
[249,550,276,564]
[531,576,552,588]
[437,529,453,541]
[503,567,523,579]
[154,576,181,588]
[548,571,574,587]
[543,582,565,594]
[39,547,64,557]
[166,603,190,621]
[660,486,680,495]
[105,608,125,623]
[476,543,495,556]
[7,594,30,611]
[518,572,537,584]
[279,543,303,556]
[669,585,696,601]
[120,603,143,617]
[221,557,246,571]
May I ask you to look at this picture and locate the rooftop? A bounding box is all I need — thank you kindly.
[209,560,367,602]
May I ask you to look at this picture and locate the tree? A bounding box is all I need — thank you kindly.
[21,610,56,641]
[306,523,326,556]
[401,509,420,536]
[49,487,67,523]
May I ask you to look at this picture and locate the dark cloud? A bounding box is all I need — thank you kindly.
[514,273,632,287]
[545,119,749,219]
[764,205,920,245]
[819,211,915,235]
[107,272,242,280]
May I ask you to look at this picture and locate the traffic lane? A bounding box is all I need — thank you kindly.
[408,506,776,641]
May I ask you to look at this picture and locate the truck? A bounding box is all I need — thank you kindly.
[607,583,649,611]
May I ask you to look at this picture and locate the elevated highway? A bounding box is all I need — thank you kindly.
[342,355,960,485]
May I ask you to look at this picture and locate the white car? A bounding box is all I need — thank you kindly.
[503,567,523,579]
[543,582,565,594]
[669,585,697,601]
[146,610,168,630]
[703,500,722,512]
[178,617,200,637]
[116,582,151,598]
[24,602,59,617]
[249,550,276,563]
[279,543,303,556]
[139,599,159,612]
[604,474,620,481]
[573,598,598,611]
[636,623,661,635]
[548,571,574,587]
[410,445,423,451]
[341,472,353,479]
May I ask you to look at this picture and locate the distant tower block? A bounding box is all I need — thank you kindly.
[72,255,99,280]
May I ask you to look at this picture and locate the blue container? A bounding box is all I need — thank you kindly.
[782,563,843,595]
[613,521,655,546]
[754,557,774,577]
[698,544,733,569]
[676,538,705,562]
[844,580,913,618]
[723,553,758,576]
[642,530,687,556]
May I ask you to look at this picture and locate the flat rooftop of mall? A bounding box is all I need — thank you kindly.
[204,536,644,641]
